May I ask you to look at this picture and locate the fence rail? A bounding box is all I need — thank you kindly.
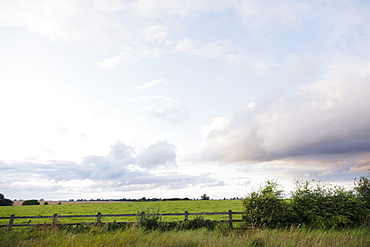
[0,210,244,230]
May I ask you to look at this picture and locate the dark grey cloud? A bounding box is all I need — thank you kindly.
[203,74,370,166]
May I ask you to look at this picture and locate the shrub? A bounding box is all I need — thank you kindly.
[136,208,219,231]
[106,220,130,231]
[291,179,365,228]
[179,215,217,230]
[243,180,294,228]
[354,174,370,212]
[243,178,369,229]
[22,200,40,205]
[137,208,164,231]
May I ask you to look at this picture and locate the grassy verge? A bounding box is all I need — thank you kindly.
[0,225,369,247]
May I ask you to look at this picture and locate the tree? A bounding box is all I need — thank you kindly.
[0,193,14,206]
[201,194,210,200]
[22,200,40,206]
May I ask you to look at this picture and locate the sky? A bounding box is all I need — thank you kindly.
[1,0,370,201]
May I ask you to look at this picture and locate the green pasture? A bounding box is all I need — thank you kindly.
[0,200,244,226]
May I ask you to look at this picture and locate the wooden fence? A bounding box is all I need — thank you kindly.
[0,210,244,230]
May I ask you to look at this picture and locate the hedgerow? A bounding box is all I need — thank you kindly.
[243,174,370,229]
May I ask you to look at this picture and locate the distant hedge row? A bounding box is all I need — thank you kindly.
[243,174,370,228]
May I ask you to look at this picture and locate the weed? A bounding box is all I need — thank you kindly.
[249,237,266,247]
[137,208,164,231]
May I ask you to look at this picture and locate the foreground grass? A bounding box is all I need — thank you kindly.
[0,225,369,247]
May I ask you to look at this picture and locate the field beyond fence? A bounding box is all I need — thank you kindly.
[0,210,244,230]
[0,200,245,228]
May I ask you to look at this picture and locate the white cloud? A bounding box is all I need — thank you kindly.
[131,95,176,103]
[174,38,239,60]
[131,95,190,124]
[174,38,198,55]
[129,0,224,18]
[0,140,216,197]
[0,0,128,42]
[318,1,370,52]
[348,159,370,173]
[136,140,177,169]
[130,78,168,92]
[93,0,127,12]
[174,38,274,75]
[107,141,136,162]
[236,0,311,30]
[97,46,163,69]
[151,106,190,124]
[141,25,168,42]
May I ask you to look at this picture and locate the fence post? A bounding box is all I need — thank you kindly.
[97,212,102,224]
[185,211,189,221]
[228,210,233,229]
[53,214,58,227]
[8,214,15,231]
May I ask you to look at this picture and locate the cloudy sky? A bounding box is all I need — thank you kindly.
[1,0,370,201]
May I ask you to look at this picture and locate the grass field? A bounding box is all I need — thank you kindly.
[0,200,244,225]
[0,224,369,247]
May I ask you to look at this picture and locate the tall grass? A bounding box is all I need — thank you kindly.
[0,225,369,247]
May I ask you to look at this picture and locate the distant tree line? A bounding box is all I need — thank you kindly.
[72,196,214,202]
[243,174,370,228]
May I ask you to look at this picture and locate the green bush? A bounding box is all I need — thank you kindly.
[22,200,40,206]
[179,215,217,230]
[136,208,219,231]
[137,208,164,231]
[243,180,294,228]
[106,220,131,231]
[354,175,370,212]
[291,179,365,228]
[243,176,370,229]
